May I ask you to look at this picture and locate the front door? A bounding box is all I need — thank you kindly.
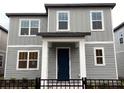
[57,48,69,81]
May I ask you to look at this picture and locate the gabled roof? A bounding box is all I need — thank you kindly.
[0,25,8,33]
[114,22,124,32]
[45,3,116,10]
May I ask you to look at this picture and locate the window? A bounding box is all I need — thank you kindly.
[20,19,40,36]
[119,33,123,44]
[17,50,39,70]
[57,11,70,31]
[90,11,104,31]
[120,38,123,44]
[94,48,105,66]
[0,55,3,67]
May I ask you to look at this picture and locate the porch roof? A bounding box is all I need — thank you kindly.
[37,32,91,37]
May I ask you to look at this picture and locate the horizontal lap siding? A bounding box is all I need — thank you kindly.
[0,52,6,75]
[49,8,113,41]
[5,47,42,79]
[71,48,80,79]
[8,16,47,45]
[116,52,124,78]
[48,43,80,79]
[48,48,56,79]
[0,30,7,51]
[85,44,117,79]
[0,29,7,75]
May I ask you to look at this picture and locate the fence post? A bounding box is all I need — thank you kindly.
[35,77,41,89]
[82,77,87,89]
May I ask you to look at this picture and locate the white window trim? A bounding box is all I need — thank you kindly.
[0,54,4,68]
[90,10,104,31]
[16,50,40,70]
[19,19,40,37]
[94,47,105,66]
[56,11,70,31]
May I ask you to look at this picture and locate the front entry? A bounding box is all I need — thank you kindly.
[57,48,69,81]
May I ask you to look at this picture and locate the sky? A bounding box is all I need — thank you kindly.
[0,0,123,30]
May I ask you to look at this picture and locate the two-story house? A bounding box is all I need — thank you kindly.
[114,22,124,78]
[4,3,118,80]
[0,25,8,76]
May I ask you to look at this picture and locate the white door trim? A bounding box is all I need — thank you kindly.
[56,47,71,80]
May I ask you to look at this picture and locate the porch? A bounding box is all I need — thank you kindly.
[37,32,91,80]
[41,38,86,80]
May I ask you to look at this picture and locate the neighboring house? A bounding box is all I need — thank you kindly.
[0,25,8,76]
[114,22,124,78]
[5,3,118,80]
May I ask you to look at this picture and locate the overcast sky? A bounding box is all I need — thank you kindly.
[0,0,123,30]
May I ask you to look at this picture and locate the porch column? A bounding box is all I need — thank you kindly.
[41,40,48,79]
[79,39,86,78]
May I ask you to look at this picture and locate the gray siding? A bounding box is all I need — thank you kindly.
[6,6,116,79]
[0,29,7,51]
[48,43,80,79]
[8,16,47,45]
[48,7,113,41]
[0,52,6,74]
[0,29,7,75]
[85,44,117,79]
[114,26,124,52]
[116,52,124,78]
[5,47,42,79]
[114,26,124,78]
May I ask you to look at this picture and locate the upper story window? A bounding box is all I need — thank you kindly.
[90,11,104,31]
[17,50,39,70]
[57,11,70,31]
[119,32,123,44]
[94,47,105,66]
[120,37,123,44]
[20,19,40,36]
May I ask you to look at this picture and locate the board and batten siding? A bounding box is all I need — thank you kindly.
[85,44,117,79]
[48,7,113,41]
[48,43,80,79]
[5,47,42,79]
[8,16,47,45]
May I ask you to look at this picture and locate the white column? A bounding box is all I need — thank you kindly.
[79,39,86,78]
[41,40,48,79]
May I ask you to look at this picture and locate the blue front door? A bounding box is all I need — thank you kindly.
[57,48,69,81]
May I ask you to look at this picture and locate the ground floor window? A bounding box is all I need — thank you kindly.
[94,47,105,66]
[17,50,39,70]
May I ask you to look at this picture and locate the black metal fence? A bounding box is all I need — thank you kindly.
[86,79,124,89]
[0,79,36,89]
[0,78,124,89]
[38,78,124,89]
